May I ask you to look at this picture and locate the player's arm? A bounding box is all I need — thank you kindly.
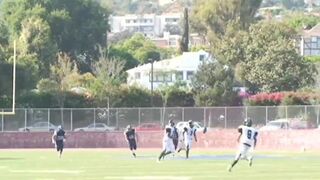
[135,131,138,142]
[237,127,242,142]
[51,131,56,144]
[182,127,187,140]
[123,131,129,142]
[253,132,258,148]
[194,129,197,142]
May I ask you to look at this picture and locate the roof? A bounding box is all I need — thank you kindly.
[302,24,320,38]
[126,50,209,73]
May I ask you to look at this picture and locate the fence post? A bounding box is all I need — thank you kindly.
[224,107,227,128]
[285,106,288,119]
[317,105,320,127]
[116,108,119,129]
[304,105,307,119]
[203,108,206,126]
[93,108,96,127]
[182,107,185,122]
[138,108,141,126]
[266,106,268,125]
[48,108,50,130]
[61,108,64,126]
[245,106,248,119]
[25,109,27,130]
[70,108,73,131]
[1,109,3,132]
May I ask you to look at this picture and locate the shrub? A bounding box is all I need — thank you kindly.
[245,92,285,106]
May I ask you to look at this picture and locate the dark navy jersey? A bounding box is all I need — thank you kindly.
[125,129,136,140]
[171,127,179,139]
[55,129,65,141]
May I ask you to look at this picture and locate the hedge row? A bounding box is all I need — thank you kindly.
[245,91,320,106]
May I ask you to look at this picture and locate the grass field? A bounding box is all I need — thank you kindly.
[0,149,319,180]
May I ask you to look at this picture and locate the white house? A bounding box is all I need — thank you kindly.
[109,13,181,38]
[126,50,210,90]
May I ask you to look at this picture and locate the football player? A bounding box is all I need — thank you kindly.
[228,118,258,172]
[158,126,175,161]
[182,120,197,159]
[168,119,179,150]
[51,125,66,158]
[124,125,137,158]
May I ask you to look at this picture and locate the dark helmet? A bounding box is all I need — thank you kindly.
[244,118,252,127]
[169,119,175,126]
[188,120,194,127]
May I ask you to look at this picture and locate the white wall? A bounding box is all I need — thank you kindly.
[126,51,210,90]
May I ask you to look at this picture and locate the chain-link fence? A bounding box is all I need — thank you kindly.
[1,105,319,132]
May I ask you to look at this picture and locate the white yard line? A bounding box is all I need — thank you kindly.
[104,176,191,180]
[10,170,83,174]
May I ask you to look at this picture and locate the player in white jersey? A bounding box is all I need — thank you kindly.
[228,118,258,172]
[158,126,175,161]
[182,120,197,159]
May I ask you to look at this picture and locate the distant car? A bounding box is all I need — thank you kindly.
[135,123,163,131]
[19,122,57,132]
[259,119,289,131]
[74,123,116,132]
[176,121,208,134]
[260,118,315,131]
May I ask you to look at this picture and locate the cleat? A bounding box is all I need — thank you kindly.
[249,157,253,167]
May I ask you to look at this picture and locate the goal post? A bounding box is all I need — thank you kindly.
[0,40,16,115]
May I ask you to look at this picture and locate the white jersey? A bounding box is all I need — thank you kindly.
[238,125,258,147]
[184,126,197,141]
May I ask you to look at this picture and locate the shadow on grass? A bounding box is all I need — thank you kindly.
[0,157,24,161]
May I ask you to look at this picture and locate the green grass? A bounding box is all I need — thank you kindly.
[0,149,320,180]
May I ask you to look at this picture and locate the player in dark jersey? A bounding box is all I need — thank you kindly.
[51,125,66,158]
[124,125,137,158]
[168,120,179,151]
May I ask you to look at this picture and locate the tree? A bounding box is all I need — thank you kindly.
[192,62,240,106]
[119,33,161,64]
[179,7,189,53]
[190,0,262,39]
[92,56,126,86]
[283,12,320,30]
[19,15,57,77]
[237,21,317,92]
[1,0,110,72]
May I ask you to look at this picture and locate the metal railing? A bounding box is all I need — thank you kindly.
[1,105,319,132]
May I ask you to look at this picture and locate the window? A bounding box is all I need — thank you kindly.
[96,124,104,128]
[164,73,172,82]
[312,36,317,42]
[125,20,130,23]
[175,71,183,80]
[186,71,194,80]
[199,54,205,61]
[133,20,137,23]
[150,72,172,82]
[134,72,141,79]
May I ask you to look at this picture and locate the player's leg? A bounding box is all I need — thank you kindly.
[228,153,241,172]
[59,143,64,158]
[228,145,245,172]
[132,140,137,158]
[129,141,136,158]
[185,140,192,159]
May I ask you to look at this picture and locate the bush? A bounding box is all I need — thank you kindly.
[245,91,320,106]
[245,92,284,106]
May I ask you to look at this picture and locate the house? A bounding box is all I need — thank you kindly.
[299,24,320,56]
[109,13,181,38]
[126,50,210,90]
